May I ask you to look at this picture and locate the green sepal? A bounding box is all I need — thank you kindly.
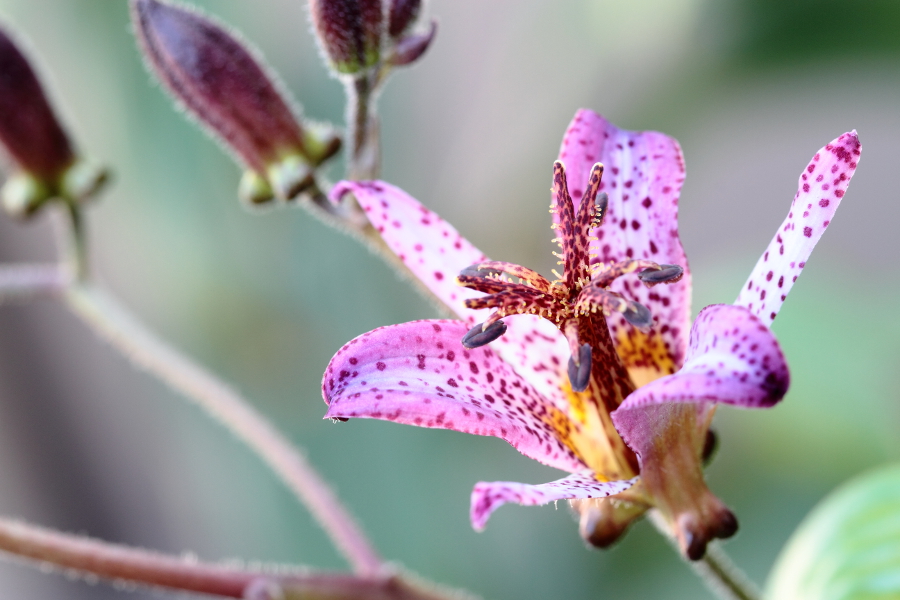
[1,172,52,218]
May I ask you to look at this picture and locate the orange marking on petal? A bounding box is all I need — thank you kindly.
[539,378,637,482]
[614,328,677,388]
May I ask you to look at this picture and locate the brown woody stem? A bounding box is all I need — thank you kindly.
[0,517,464,600]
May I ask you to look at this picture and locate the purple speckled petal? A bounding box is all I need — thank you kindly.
[470,471,638,531]
[322,319,587,473]
[491,316,570,406]
[735,131,861,327]
[557,109,692,375]
[612,303,789,442]
[330,180,572,407]
[330,180,487,319]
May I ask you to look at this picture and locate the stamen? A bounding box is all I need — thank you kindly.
[461,320,507,349]
[567,343,593,392]
[638,264,684,286]
[592,192,609,228]
[575,286,654,329]
[459,264,502,278]
[591,259,665,288]
[621,301,653,329]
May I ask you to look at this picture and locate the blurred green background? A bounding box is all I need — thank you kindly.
[0,1,897,598]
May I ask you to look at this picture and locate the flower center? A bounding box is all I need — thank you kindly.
[456,161,683,394]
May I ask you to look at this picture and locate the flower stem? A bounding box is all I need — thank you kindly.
[44,201,383,575]
[0,263,68,301]
[62,283,383,576]
[346,74,380,181]
[65,200,89,282]
[696,544,761,600]
[0,517,461,600]
[649,510,760,600]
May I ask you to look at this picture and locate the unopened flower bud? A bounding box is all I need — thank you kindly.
[0,25,74,182]
[0,25,109,218]
[132,0,317,201]
[309,0,383,75]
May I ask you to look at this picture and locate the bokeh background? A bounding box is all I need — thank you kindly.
[0,1,897,598]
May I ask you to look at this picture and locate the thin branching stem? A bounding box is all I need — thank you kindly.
[0,517,464,600]
[345,74,380,181]
[696,544,762,600]
[65,201,88,281]
[648,510,760,600]
[0,263,68,301]
[62,283,383,576]
[43,201,384,575]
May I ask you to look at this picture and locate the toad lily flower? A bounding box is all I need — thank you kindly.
[322,109,861,559]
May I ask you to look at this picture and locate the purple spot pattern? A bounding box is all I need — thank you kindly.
[322,319,587,474]
[470,471,637,530]
[323,116,854,534]
[613,304,790,454]
[330,180,573,409]
[558,109,692,369]
[735,131,861,326]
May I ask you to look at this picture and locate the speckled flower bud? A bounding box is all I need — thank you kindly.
[132,0,321,202]
[309,0,383,75]
[0,25,108,218]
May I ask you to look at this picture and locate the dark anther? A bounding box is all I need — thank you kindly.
[621,301,653,329]
[567,343,593,392]
[638,264,684,286]
[459,264,502,278]
[461,320,507,349]
[595,192,609,216]
[702,429,718,466]
[591,192,609,227]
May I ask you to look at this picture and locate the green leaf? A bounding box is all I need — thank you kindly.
[766,464,900,600]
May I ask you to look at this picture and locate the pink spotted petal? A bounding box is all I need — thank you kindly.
[330,180,487,319]
[557,109,692,370]
[470,471,638,531]
[612,304,789,448]
[330,179,573,407]
[322,319,587,473]
[735,131,861,327]
[492,316,571,411]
